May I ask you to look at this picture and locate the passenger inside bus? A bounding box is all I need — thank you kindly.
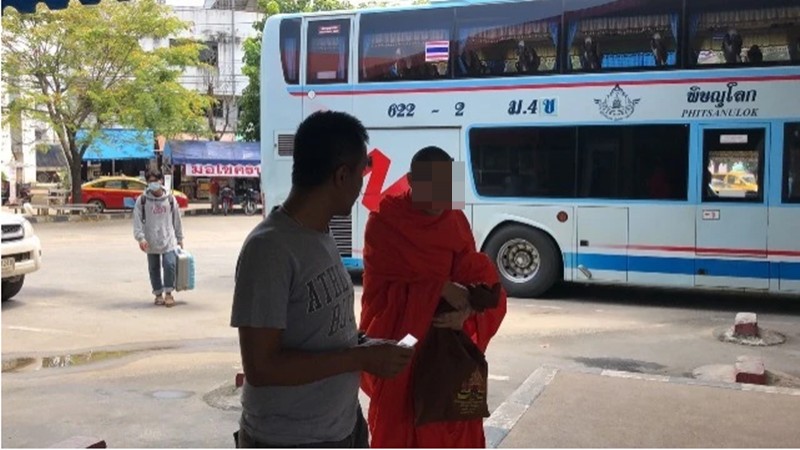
[651,32,669,66]
[580,36,603,70]
[722,29,744,63]
[747,45,763,63]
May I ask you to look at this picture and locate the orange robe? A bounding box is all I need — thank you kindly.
[359,190,507,448]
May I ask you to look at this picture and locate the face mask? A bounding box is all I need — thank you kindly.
[148,182,161,191]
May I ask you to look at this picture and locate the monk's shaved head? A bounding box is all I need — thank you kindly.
[410,146,453,169]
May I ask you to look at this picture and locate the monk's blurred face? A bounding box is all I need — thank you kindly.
[409,160,459,215]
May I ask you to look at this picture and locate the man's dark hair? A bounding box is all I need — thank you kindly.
[146,170,164,181]
[410,146,453,169]
[292,111,369,188]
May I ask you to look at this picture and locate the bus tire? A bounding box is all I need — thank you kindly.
[485,225,560,298]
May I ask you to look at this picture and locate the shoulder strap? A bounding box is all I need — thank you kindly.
[140,195,146,223]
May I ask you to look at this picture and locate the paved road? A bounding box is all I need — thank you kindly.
[3,217,800,447]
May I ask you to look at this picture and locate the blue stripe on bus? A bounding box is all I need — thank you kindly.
[571,253,782,280]
[343,254,800,280]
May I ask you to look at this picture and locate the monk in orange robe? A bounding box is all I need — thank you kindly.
[359,146,508,448]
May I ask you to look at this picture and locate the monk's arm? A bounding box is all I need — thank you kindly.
[239,328,411,387]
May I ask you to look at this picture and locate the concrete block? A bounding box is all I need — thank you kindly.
[734,312,759,337]
[235,372,245,388]
[49,436,107,448]
[735,355,766,385]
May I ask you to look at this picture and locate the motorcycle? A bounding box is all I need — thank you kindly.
[241,188,259,217]
[220,186,235,216]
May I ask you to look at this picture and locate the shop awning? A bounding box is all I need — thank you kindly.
[79,128,155,161]
[164,140,261,165]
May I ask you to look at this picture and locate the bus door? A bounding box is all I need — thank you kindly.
[696,125,770,290]
[575,206,629,284]
[301,16,355,119]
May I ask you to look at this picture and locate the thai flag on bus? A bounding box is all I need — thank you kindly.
[425,41,450,62]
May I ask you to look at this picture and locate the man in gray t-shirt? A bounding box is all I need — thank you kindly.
[230,111,414,448]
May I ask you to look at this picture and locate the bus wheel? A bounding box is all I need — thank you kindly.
[485,225,559,298]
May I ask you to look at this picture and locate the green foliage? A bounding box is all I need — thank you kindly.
[2,0,212,202]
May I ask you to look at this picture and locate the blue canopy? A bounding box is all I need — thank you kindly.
[2,0,117,14]
[79,128,154,161]
[164,140,261,165]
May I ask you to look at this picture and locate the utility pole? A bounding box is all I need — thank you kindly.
[230,0,237,139]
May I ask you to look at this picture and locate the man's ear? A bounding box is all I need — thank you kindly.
[406,172,413,184]
[333,165,349,187]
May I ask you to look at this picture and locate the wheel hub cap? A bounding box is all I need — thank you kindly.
[497,238,541,284]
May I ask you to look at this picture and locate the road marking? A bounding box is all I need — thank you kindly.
[484,366,559,448]
[5,325,93,337]
[488,374,510,381]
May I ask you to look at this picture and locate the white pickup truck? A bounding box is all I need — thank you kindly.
[1,212,42,301]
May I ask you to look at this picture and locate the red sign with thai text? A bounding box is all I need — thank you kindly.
[185,164,261,178]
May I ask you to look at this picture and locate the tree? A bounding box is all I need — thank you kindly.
[2,0,212,203]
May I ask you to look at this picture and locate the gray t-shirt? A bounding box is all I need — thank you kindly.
[230,208,360,445]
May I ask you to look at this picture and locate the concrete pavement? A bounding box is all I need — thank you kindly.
[486,366,800,448]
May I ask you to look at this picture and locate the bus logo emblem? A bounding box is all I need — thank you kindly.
[595,84,640,121]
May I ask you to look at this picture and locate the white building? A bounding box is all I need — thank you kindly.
[145,2,264,142]
[1,2,263,197]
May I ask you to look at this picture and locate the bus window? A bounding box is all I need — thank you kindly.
[702,128,766,202]
[359,8,454,82]
[564,0,682,71]
[280,18,301,85]
[576,125,689,200]
[469,127,577,198]
[687,0,800,66]
[454,0,562,78]
[784,123,800,203]
[307,19,350,84]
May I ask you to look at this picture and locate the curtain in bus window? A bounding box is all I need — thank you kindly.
[690,6,800,65]
[567,22,579,69]
[548,21,560,48]
[338,38,346,80]
[361,34,373,79]
[284,38,298,81]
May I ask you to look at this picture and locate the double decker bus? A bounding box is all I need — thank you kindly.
[259,0,800,298]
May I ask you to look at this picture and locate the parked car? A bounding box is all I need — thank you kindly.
[1,212,42,302]
[73,176,190,212]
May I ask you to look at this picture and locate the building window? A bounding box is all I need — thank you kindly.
[470,124,689,200]
[280,18,301,85]
[200,41,219,67]
[455,0,561,78]
[565,0,682,71]
[307,19,350,84]
[783,123,800,203]
[359,8,453,82]
[687,0,800,66]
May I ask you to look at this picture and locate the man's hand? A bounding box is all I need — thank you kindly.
[432,308,471,330]
[359,343,414,379]
[178,241,184,249]
[468,282,503,311]
[441,281,470,310]
[138,240,149,252]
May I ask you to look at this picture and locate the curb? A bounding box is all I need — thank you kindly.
[485,365,800,448]
[26,213,133,224]
[23,208,219,224]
